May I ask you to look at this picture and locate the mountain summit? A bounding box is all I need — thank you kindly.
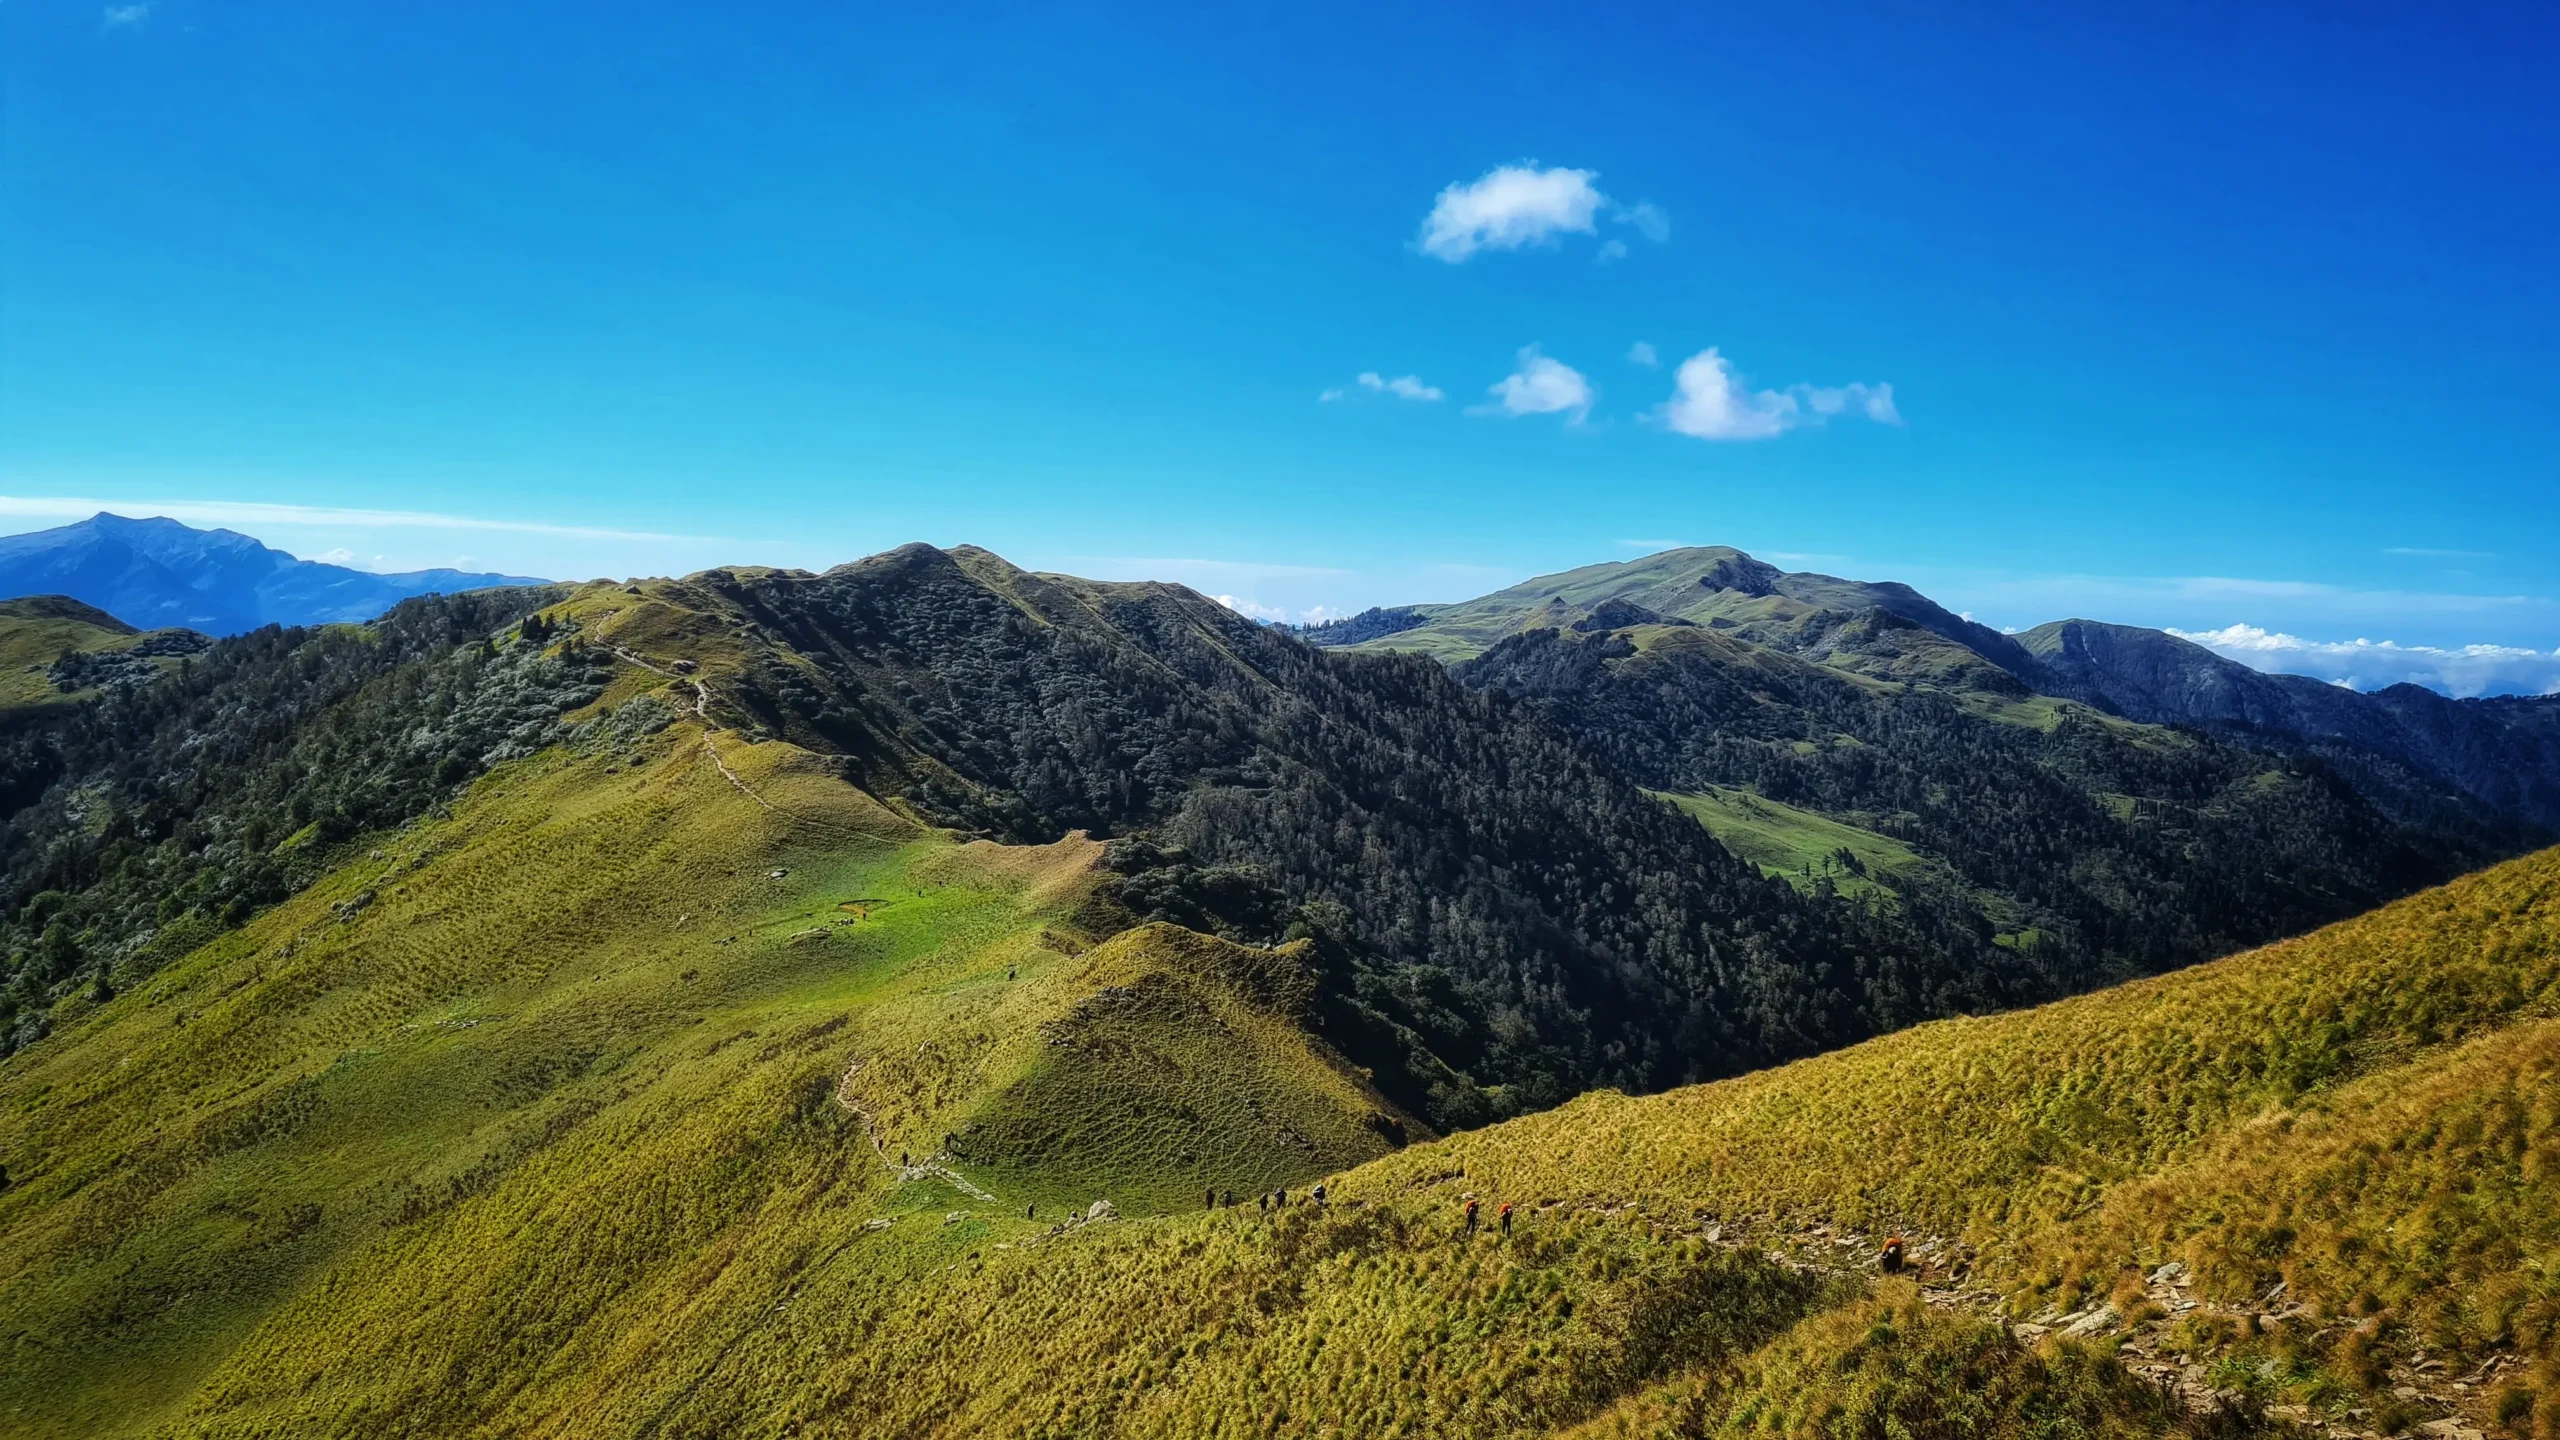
[0,512,545,634]
[1322,544,2560,834]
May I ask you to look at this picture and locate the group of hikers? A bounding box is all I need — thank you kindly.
[1197,1183,1517,1237]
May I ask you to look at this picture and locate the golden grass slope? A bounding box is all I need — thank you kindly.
[0,658,1406,1436]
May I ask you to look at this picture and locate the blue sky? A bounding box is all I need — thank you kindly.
[5,1,2557,692]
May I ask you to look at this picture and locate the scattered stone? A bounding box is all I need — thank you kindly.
[2061,1304,2121,1338]
[2149,1261,2187,1285]
[861,1218,892,1232]
[1087,1199,1119,1222]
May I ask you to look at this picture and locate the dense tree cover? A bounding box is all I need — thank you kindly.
[1291,605,1430,647]
[0,587,574,1054]
[1455,624,2494,983]
[676,547,2075,1125]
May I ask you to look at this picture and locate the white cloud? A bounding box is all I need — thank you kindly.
[1416,164,1607,262]
[1594,239,1629,265]
[2168,623,2560,698]
[1323,371,1442,404]
[1626,341,1659,368]
[102,3,151,27]
[314,547,358,566]
[2384,546,2494,559]
[1478,346,1593,423]
[1656,349,1792,440]
[1653,348,1900,441]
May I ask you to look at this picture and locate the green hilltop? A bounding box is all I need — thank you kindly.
[0,596,204,720]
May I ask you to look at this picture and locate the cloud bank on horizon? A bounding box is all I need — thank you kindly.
[2171,624,2560,699]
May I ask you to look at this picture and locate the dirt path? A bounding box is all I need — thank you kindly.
[609,646,779,812]
[832,1058,1001,1205]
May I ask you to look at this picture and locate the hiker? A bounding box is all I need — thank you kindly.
[1026,1203,1036,1220]
[1312,1183,1326,1205]
[1499,1202,1513,1235]
[899,1150,909,1167]
[1464,1198,1479,1233]
[1007,967,1017,981]
[1222,1188,1236,1208]
[1277,1188,1287,1207]
[1206,1188,1217,1210]
[1880,1236,1907,1274]
[1258,1192,1269,1213]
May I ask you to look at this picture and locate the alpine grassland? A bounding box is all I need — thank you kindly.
[3,567,2554,1438]
[1654,786,1931,898]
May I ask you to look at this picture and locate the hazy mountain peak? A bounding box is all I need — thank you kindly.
[0,512,545,634]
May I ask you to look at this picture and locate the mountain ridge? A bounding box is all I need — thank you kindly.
[1328,544,2560,835]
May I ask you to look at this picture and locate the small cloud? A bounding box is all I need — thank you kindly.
[102,3,151,26]
[314,547,357,566]
[1362,372,1443,402]
[1416,163,1606,262]
[1615,200,1671,244]
[1476,346,1593,424]
[2384,546,2494,560]
[1214,594,1290,623]
[1653,347,1900,441]
[1626,341,1659,368]
[1594,238,1629,265]
[1323,372,1444,404]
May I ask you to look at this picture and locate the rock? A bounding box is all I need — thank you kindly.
[2061,1304,2121,1338]
[2149,1261,2187,1285]
[2419,1421,2484,1440]
[1087,1199,1118,1222]
[861,1218,892,1232]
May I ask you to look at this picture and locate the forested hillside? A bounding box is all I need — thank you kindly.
[1457,621,2489,984]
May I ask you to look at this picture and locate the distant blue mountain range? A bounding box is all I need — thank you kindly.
[0,513,548,635]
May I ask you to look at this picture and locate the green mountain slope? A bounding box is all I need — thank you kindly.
[1332,544,2041,693]
[28,800,2542,1436]
[1463,617,2479,989]
[4,550,2551,1437]
[0,690,1404,1435]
